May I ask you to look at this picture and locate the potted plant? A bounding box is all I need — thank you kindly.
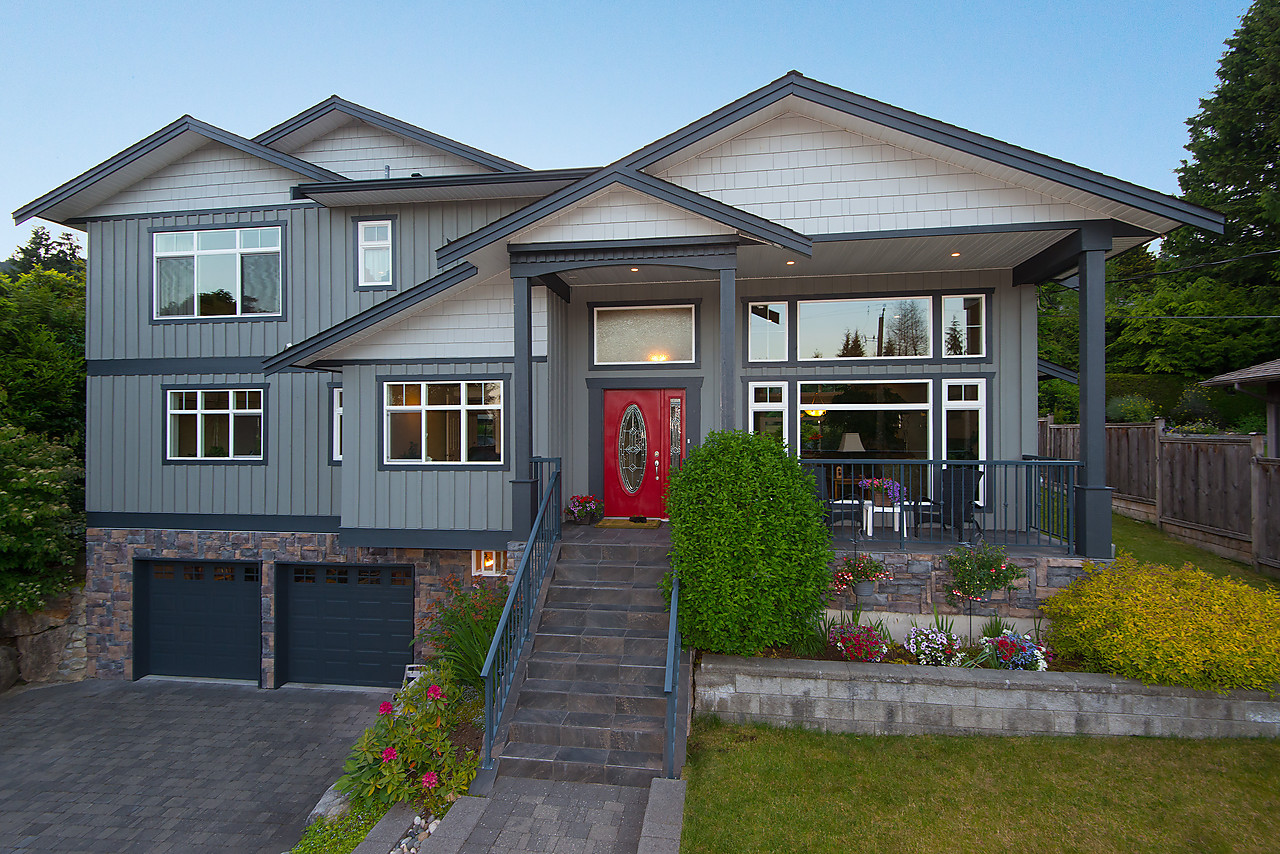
[565,494,604,524]
[944,543,1024,605]
[856,477,903,507]
[833,553,892,598]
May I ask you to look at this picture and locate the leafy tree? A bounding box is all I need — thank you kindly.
[4,227,85,278]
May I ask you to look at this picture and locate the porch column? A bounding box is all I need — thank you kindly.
[720,266,737,430]
[511,275,536,538]
[1075,223,1114,558]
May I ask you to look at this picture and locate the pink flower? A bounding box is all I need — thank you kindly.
[379,701,394,716]
[422,771,439,789]
[427,684,444,700]
[381,747,397,763]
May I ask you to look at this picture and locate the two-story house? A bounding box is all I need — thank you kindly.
[15,73,1221,689]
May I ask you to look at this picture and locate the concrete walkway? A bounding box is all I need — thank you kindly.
[0,678,392,853]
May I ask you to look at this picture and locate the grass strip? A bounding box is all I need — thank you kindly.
[682,717,1280,854]
[1110,513,1279,591]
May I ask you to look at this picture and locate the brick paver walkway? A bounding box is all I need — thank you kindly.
[0,678,392,853]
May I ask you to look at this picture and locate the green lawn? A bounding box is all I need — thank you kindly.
[1110,512,1280,591]
[682,717,1280,854]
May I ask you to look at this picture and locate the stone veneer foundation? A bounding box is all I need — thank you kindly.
[85,527,475,687]
[828,550,1091,619]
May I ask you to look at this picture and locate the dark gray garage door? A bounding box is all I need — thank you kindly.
[278,564,414,688]
[136,560,262,681]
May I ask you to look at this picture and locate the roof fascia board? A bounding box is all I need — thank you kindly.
[810,220,1157,244]
[626,72,1222,235]
[255,96,527,173]
[1038,358,1079,384]
[292,167,599,200]
[437,167,810,267]
[14,116,345,225]
[262,262,478,373]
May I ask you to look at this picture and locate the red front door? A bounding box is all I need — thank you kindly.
[602,388,685,519]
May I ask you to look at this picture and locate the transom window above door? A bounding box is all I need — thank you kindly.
[593,305,695,365]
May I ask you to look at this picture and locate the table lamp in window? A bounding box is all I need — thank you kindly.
[839,433,865,454]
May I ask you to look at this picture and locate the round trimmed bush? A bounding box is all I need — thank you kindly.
[1042,555,1280,693]
[665,430,832,655]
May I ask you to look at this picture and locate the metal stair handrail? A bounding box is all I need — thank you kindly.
[663,571,681,778]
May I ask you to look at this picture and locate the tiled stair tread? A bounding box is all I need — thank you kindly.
[502,741,664,770]
[520,677,668,699]
[547,579,664,592]
[530,624,668,639]
[509,707,664,730]
[541,600,668,612]
[526,650,666,667]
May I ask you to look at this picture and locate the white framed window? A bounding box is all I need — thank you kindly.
[357,220,393,287]
[384,380,503,464]
[167,389,264,461]
[942,380,986,461]
[797,296,931,360]
[593,305,695,365]
[942,295,985,357]
[332,387,344,463]
[798,381,931,460]
[748,302,787,361]
[154,227,281,318]
[473,550,507,577]
[748,382,788,446]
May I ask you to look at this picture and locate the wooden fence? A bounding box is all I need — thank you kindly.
[1038,416,1279,574]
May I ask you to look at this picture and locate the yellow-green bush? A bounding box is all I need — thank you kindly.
[1042,554,1280,694]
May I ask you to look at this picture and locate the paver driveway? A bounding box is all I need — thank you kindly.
[0,678,393,853]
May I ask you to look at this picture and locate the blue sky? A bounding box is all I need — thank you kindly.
[0,0,1251,255]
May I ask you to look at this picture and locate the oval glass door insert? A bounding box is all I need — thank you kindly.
[618,404,647,494]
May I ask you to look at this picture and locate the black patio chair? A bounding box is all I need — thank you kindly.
[910,466,984,541]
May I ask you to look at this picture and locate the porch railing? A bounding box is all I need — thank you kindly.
[480,456,562,770]
[800,458,1081,553]
[663,571,681,779]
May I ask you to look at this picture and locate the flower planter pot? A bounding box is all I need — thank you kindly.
[854,580,876,597]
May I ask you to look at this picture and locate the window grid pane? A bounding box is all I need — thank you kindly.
[153,227,281,319]
[383,381,503,464]
[166,388,264,461]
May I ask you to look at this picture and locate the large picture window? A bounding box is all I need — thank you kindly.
[154,227,282,318]
[167,389,264,461]
[384,381,503,465]
[798,381,930,460]
[593,305,695,365]
[942,295,985,357]
[797,297,931,360]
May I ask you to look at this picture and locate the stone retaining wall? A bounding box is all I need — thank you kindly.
[0,587,87,691]
[828,550,1090,619]
[696,655,1280,738]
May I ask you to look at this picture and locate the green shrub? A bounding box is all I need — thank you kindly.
[1042,555,1280,693]
[290,801,389,854]
[1105,394,1158,423]
[414,576,507,689]
[336,665,477,813]
[1170,385,1222,429]
[0,414,83,613]
[665,430,832,655]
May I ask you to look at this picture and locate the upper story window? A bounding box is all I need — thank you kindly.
[384,380,503,465]
[593,305,695,365]
[167,389,264,461]
[154,227,281,319]
[797,297,931,360]
[357,219,393,287]
[748,303,787,361]
[942,295,985,357]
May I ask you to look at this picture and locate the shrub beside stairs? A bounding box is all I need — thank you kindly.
[494,537,683,786]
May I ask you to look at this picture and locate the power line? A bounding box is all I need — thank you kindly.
[1040,247,1280,291]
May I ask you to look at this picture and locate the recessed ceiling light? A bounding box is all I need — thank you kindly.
[630,267,639,272]
[950,252,961,257]
[786,260,796,265]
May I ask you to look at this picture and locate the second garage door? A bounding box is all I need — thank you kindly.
[278,563,414,688]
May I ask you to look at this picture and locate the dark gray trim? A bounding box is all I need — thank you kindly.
[585,377,704,502]
[510,235,742,253]
[65,201,321,226]
[328,381,343,466]
[308,356,545,368]
[720,268,736,430]
[623,72,1222,234]
[337,527,512,550]
[1012,223,1114,285]
[293,168,598,199]
[374,373,511,472]
[437,167,811,268]
[148,220,289,325]
[807,220,1157,243]
[537,273,571,304]
[511,239,739,277]
[90,357,278,376]
[253,96,527,173]
[511,276,534,537]
[87,512,341,533]
[351,214,398,292]
[15,116,344,226]
[587,299,702,372]
[262,262,478,373]
[160,382,270,466]
[1038,359,1079,384]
